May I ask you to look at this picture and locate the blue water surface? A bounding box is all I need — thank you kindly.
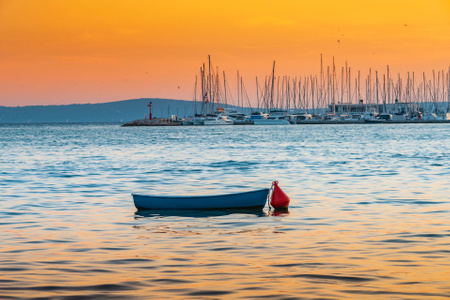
[1,123,449,299]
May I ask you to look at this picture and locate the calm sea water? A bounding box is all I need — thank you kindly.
[1,123,449,299]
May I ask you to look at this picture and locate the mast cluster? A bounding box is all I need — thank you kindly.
[192,55,450,118]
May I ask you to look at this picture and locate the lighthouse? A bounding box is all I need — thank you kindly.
[148,102,153,120]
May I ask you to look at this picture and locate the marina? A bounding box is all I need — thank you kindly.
[123,56,450,126]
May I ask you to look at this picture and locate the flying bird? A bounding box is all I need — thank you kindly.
[337,40,340,43]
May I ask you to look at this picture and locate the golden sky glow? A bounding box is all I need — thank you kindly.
[0,0,449,106]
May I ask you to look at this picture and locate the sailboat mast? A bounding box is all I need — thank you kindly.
[423,72,427,111]
[298,79,301,111]
[264,76,268,111]
[387,65,390,108]
[256,76,259,111]
[346,63,349,108]
[286,77,290,111]
[442,70,445,106]
[327,66,330,110]
[270,61,275,110]
[412,72,415,104]
[320,54,323,113]
[311,76,315,114]
[237,71,240,111]
[407,72,410,107]
[241,77,244,113]
[341,67,344,108]
[208,55,212,114]
[433,70,436,102]
[369,68,372,108]
[448,67,450,111]
[194,74,197,115]
[315,76,319,115]
[276,76,280,109]
[215,67,219,111]
[358,70,361,103]
[376,71,379,113]
[348,67,351,108]
[383,74,386,113]
[201,64,205,115]
[223,71,227,109]
[216,67,219,111]
[293,77,297,112]
[332,57,336,115]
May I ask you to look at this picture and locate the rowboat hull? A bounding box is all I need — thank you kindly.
[133,188,270,210]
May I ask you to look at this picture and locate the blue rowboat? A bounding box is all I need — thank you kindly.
[132,188,270,210]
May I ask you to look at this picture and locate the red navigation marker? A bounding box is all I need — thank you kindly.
[270,181,290,210]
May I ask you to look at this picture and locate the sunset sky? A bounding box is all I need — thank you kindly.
[1,0,449,106]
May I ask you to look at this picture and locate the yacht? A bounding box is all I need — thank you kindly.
[289,111,312,123]
[222,109,252,125]
[182,117,194,125]
[378,112,392,121]
[233,115,253,125]
[203,114,234,125]
[222,109,244,119]
[250,111,266,121]
[392,111,407,121]
[253,109,290,125]
[437,111,450,120]
[193,114,205,125]
[422,112,438,120]
[362,108,378,121]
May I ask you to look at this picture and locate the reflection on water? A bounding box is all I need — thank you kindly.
[134,208,268,219]
[0,123,449,299]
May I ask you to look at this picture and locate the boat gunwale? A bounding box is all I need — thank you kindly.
[132,188,270,200]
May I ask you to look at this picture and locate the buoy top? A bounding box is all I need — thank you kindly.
[270,181,290,210]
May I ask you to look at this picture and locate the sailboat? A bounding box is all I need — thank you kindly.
[253,61,290,125]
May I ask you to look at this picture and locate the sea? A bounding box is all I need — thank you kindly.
[1,123,449,299]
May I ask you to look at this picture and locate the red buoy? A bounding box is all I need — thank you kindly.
[270,181,290,210]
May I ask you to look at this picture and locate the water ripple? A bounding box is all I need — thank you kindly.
[0,123,449,299]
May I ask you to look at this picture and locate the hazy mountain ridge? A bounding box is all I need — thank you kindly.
[0,98,199,123]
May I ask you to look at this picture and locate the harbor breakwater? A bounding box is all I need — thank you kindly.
[122,118,450,126]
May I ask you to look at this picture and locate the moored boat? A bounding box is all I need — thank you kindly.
[378,112,392,120]
[203,114,234,125]
[193,114,205,125]
[182,117,194,125]
[392,112,406,121]
[133,188,270,210]
[249,111,266,121]
[253,109,290,125]
[290,111,312,123]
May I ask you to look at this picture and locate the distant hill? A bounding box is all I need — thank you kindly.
[3,98,448,123]
[0,98,212,123]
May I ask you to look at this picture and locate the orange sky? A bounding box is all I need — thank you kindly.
[0,0,449,106]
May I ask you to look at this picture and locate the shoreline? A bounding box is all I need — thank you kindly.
[122,119,450,126]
